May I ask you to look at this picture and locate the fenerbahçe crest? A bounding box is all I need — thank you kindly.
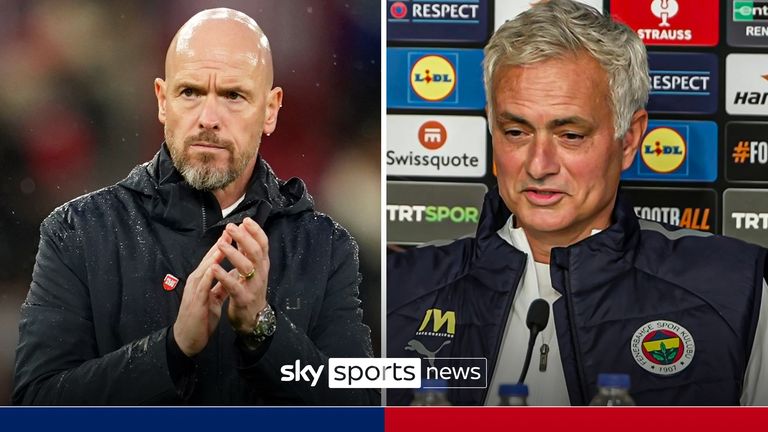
[631,320,695,376]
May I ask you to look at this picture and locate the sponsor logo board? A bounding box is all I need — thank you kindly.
[387,181,487,244]
[494,0,603,31]
[725,122,768,182]
[722,188,768,247]
[388,48,485,110]
[647,52,718,114]
[622,120,717,182]
[623,187,717,233]
[611,0,719,46]
[387,115,487,177]
[726,54,768,115]
[728,1,768,46]
[387,0,490,43]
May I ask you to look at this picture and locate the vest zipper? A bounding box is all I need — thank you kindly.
[481,254,527,404]
[563,267,590,404]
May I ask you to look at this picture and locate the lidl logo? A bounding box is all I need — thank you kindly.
[388,48,484,110]
[631,320,695,376]
[641,127,687,173]
[410,55,457,102]
[417,308,456,337]
[418,121,447,150]
[622,120,717,182]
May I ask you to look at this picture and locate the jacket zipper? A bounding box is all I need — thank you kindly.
[201,204,208,232]
[481,254,527,404]
[563,267,590,404]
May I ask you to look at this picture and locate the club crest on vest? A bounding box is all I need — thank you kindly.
[631,320,695,376]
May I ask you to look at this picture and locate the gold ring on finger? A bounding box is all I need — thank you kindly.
[239,268,256,280]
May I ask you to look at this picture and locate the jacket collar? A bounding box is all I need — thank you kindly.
[118,143,314,232]
[475,186,640,270]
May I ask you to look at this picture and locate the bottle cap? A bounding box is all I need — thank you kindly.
[498,383,529,397]
[597,373,631,389]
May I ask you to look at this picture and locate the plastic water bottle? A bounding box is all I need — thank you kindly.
[589,373,636,406]
[498,383,529,406]
[411,379,452,406]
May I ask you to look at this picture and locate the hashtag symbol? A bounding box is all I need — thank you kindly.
[732,141,750,164]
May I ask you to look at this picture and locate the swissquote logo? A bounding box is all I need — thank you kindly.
[386,115,486,177]
[410,54,457,102]
[631,320,695,376]
[418,120,447,150]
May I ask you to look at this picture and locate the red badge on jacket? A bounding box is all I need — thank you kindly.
[163,274,179,291]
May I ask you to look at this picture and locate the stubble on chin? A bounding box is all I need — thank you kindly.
[166,129,253,191]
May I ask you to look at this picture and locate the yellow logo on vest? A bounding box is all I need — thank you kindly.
[416,308,456,338]
[410,55,457,102]
[641,127,687,173]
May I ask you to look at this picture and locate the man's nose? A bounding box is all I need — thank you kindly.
[198,94,221,130]
[525,134,560,180]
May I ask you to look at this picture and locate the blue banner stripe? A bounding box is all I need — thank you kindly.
[0,408,385,432]
[651,70,711,75]
[411,19,480,23]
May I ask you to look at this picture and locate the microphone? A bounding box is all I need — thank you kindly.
[517,298,550,384]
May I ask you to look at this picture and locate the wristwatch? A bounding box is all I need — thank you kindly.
[238,304,276,351]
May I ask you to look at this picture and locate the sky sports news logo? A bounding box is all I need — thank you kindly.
[279,358,487,389]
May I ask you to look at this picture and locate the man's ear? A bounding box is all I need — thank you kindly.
[154,78,167,124]
[263,87,283,135]
[620,109,648,171]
